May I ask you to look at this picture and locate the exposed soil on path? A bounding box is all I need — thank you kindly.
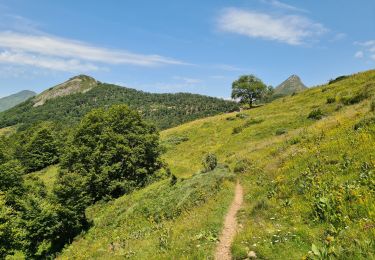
[214,181,243,260]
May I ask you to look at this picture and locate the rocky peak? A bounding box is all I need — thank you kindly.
[33,75,99,107]
[274,74,307,96]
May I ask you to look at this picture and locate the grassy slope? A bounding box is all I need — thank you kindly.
[160,70,375,259]
[0,126,16,137]
[33,70,374,258]
[59,166,235,259]
[27,165,59,193]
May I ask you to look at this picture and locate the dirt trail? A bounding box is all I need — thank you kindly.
[214,181,243,260]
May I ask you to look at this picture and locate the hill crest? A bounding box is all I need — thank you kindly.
[0,76,239,129]
[33,75,98,107]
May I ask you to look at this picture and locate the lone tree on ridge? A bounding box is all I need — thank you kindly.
[231,75,267,108]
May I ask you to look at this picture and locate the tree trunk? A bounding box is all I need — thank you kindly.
[249,94,253,108]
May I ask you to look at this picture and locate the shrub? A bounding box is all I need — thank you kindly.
[232,126,243,134]
[328,75,348,85]
[308,109,324,120]
[232,118,264,134]
[163,135,189,145]
[275,128,287,135]
[353,117,375,130]
[236,113,248,119]
[326,97,336,104]
[335,104,343,111]
[170,174,178,186]
[340,88,369,106]
[370,99,375,112]
[288,137,300,145]
[202,153,217,172]
[243,118,264,127]
[234,159,252,174]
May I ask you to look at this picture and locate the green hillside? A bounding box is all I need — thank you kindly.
[274,74,307,97]
[0,90,36,112]
[57,70,374,259]
[0,75,239,130]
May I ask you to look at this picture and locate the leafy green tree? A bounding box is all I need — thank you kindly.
[202,153,217,172]
[231,75,267,108]
[0,194,24,259]
[61,104,163,201]
[17,122,60,172]
[18,195,61,258]
[0,160,24,203]
[52,171,91,241]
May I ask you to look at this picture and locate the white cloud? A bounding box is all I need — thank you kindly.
[0,50,99,71]
[173,76,202,84]
[354,40,375,61]
[217,8,327,45]
[261,0,308,13]
[0,31,188,72]
[354,51,364,59]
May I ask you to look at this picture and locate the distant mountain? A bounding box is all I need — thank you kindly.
[273,75,307,97]
[33,75,98,107]
[0,90,36,112]
[0,75,239,130]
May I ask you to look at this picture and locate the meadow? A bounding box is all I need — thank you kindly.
[21,70,375,259]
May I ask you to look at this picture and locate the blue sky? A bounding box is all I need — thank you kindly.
[0,0,374,98]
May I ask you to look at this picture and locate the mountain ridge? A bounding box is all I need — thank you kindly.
[0,90,36,112]
[0,75,239,130]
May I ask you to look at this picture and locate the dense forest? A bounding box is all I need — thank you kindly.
[0,83,239,130]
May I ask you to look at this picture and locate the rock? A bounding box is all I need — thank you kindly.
[247,250,257,259]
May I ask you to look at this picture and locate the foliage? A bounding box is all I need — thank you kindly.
[275,128,287,135]
[353,116,375,131]
[328,75,349,85]
[0,104,166,258]
[231,75,268,108]
[340,87,370,105]
[61,104,163,201]
[162,135,189,146]
[326,97,336,104]
[308,109,324,120]
[202,153,218,172]
[370,99,375,112]
[232,118,264,134]
[0,194,23,258]
[16,122,60,172]
[0,83,239,130]
[233,158,252,174]
[0,160,24,203]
